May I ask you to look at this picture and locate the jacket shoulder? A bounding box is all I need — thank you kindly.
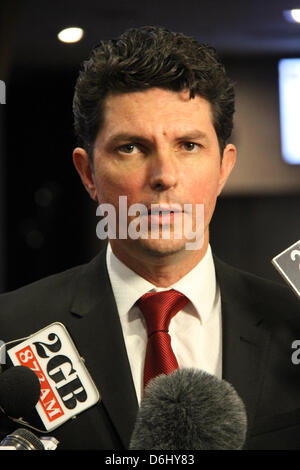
[0,264,86,338]
[214,256,300,322]
[0,265,83,306]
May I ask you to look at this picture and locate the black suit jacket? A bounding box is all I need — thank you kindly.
[0,249,299,450]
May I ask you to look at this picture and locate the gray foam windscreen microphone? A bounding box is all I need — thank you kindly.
[129,368,247,450]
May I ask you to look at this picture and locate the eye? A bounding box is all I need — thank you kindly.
[118,143,138,154]
[182,142,200,152]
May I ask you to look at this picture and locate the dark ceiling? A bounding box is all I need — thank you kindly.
[1,0,300,77]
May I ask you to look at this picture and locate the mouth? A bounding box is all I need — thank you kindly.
[147,203,183,215]
[145,203,184,227]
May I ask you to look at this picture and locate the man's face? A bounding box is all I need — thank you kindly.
[73,87,236,265]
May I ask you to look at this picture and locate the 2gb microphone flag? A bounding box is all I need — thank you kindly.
[7,323,100,431]
[272,240,300,298]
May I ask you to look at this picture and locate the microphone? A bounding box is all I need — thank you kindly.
[0,428,45,450]
[6,322,100,432]
[0,367,59,450]
[272,240,300,298]
[129,368,247,450]
[0,366,41,419]
[0,428,58,450]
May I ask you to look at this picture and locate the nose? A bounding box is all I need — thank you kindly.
[148,151,178,193]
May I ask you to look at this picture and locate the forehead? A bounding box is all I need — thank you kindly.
[100,88,215,137]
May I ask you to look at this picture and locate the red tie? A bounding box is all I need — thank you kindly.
[137,289,188,388]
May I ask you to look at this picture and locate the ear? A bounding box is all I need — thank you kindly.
[217,144,236,196]
[73,147,98,201]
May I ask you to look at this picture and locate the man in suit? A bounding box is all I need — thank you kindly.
[0,26,299,450]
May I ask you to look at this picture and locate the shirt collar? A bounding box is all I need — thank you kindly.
[106,243,217,324]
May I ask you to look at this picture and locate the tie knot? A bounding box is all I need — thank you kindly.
[137,289,188,337]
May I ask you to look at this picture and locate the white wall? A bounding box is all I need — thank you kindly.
[224,59,300,195]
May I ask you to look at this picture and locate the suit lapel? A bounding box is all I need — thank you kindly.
[214,257,271,431]
[67,249,138,448]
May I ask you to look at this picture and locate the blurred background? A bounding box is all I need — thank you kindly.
[0,0,299,293]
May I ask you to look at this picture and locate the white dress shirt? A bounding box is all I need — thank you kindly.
[106,243,222,404]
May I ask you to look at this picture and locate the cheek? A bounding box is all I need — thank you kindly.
[94,167,144,205]
[184,169,220,226]
[186,170,220,204]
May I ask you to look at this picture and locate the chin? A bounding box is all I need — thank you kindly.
[136,237,189,258]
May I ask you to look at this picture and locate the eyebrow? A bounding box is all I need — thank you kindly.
[105,130,208,148]
[105,133,150,148]
[175,130,208,141]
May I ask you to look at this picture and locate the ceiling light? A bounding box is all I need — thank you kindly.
[291,8,300,22]
[57,27,84,44]
[283,9,300,23]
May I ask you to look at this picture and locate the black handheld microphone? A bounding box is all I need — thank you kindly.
[129,368,247,450]
[0,366,41,419]
[0,366,58,449]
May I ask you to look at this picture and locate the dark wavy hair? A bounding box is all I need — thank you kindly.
[73,26,235,162]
